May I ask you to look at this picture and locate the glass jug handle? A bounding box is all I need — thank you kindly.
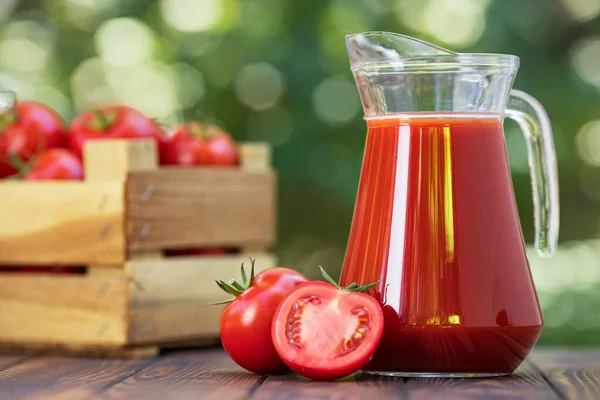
[506,90,559,257]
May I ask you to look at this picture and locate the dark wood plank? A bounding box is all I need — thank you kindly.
[0,355,26,371]
[96,348,263,399]
[530,347,600,400]
[530,348,600,369]
[404,359,560,399]
[249,373,405,400]
[0,355,149,400]
[127,168,276,251]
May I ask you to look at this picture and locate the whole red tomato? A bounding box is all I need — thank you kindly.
[0,100,67,178]
[163,121,238,166]
[271,267,384,381]
[69,105,168,160]
[24,148,83,181]
[213,259,307,374]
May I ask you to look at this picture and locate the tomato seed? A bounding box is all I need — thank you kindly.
[331,306,372,357]
[285,295,322,349]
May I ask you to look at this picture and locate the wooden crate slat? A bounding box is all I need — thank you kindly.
[239,142,271,172]
[83,138,158,182]
[127,254,276,344]
[126,169,276,251]
[129,304,223,345]
[0,182,125,265]
[0,275,129,345]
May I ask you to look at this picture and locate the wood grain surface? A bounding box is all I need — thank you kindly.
[0,347,597,399]
[126,168,276,251]
[127,254,276,344]
[405,361,560,400]
[0,181,125,265]
[530,348,600,400]
[83,139,158,182]
[0,355,148,399]
[125,141,276,253]
[0,275,129,345]
[97,348,262,400]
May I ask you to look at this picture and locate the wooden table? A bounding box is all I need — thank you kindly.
[0,347,598,399]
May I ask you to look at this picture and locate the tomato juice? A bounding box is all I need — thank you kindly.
[339,115,543,375]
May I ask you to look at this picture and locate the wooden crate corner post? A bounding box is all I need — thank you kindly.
[239,141,276,256]
[84,138,165,355]
[83,138,163,267]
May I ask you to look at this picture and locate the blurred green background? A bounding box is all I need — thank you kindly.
[1,0,599,346]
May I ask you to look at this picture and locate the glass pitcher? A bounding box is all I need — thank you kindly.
[339,32,559,377]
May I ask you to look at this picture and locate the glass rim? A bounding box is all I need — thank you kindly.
[349,54,520,71]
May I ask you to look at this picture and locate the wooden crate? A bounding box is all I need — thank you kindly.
[0,139,277,357]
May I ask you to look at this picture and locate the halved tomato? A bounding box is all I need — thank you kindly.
[271,268,384,381]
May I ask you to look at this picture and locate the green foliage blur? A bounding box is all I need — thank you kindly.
[1,0,600,346]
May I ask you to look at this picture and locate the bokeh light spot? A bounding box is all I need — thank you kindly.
[570,35,600,88]
[395,0,427,33]
[329,0,370,35]
[234,62,284,111]
[70,57,115,111]
[33,86,71,118]
[560,0,600,22]
[95,18,155,67]
[575,119,600,166]
[312,76,361,125]
[396,0,490,48]
[106,63,178,118]
[321,0,371,61]
[423,0,489,47]
[172,63,205,109]
[64,0,118,31]
[2,20,55,51]
[247,105,293,147]
[0,39,48,73]
[160,0,224,32]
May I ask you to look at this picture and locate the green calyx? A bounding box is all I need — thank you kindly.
[5,153,33,179]
[319,265,379,293]
[187,121,207,139]
[0,110,16,131]
[207,257,257,306]
[153,118,171,131]
[88,109,117,131]
[0,90,18,131]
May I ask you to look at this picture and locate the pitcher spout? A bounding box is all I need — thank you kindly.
[345,31,519,118]
[345,31,456,70]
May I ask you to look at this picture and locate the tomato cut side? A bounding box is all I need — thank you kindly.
[272,281,384,380]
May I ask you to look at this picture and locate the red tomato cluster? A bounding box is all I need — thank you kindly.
[0,98,239,274]
[0,101,239,180]
[212,261,384,381]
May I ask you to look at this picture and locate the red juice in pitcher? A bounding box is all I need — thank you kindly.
[339,116,543,375]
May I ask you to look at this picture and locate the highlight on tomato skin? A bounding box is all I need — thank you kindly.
[271,273,384,381]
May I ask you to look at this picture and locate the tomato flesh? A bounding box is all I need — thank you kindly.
[272,281,384,381]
